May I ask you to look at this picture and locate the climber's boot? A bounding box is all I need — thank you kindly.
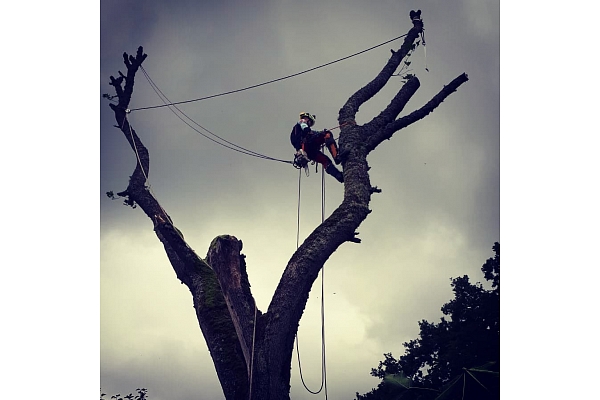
[325,163,344,183]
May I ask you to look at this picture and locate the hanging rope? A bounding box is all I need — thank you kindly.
[248,303,258,400]
[128,33,408,112]
[421,29,429,72]
[320,166,329,399]
[296,169,303,249]
[294,166,329,398]
[248,168,326,399]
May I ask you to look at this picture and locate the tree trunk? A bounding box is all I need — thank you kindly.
[106,13,468,400]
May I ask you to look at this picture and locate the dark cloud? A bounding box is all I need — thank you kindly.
[101,1,499,399]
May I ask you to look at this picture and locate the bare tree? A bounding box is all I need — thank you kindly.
[106,14,468,400]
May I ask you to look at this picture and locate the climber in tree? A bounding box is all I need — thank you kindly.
[290,112,343,183]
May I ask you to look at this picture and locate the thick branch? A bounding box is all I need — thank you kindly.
[108,47,150,187]
[338,19,423,123]
[363,75,421,132]
[116,117,151,192]
[366,73,469,151]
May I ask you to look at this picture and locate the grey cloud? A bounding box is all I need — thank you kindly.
[101,1,499,399]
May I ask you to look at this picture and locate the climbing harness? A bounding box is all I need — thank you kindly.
[293,120,353,177]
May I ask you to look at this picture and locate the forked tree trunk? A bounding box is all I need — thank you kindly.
[106,14,468,400]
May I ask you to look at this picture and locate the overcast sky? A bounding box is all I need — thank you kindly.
[5,2,600,400]
[99,1,499,399]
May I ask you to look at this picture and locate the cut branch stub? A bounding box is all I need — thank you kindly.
[207,235,259,376]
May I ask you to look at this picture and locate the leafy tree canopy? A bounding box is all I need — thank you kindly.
[100,388,148,400]
[356,243,500,399]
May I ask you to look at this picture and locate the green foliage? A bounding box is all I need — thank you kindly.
[100,388,148,400]
[383,371,411,389]
[481,242,500,290]
[355,379,438,400]
[398,243,500,389]
[355,243,500,399]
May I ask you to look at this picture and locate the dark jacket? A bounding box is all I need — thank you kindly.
[290,121,314,151]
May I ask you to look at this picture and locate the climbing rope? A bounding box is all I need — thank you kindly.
[320,166,329,399]
[421,29,429,72]
[128,33,408,112]
[296,169,303,249]
[139,66,293,165]
[111,33,369,167]
[294,167,329,398]
[248,303,258,400]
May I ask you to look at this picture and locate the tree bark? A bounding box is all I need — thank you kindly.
[109,48,249,400]
[107,14,468,400]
